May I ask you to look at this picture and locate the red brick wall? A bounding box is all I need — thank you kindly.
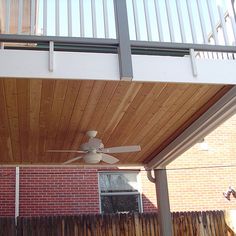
[140,170,157,212]
[20,168,99,216]
[167,114,236,211]
[0,168,15,216]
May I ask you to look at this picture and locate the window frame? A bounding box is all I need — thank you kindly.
[98,171,143,213]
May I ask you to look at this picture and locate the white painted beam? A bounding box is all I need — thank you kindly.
[0,50,235,84]
[132,54,236,84]
[147,85,236,169]
[0,50,120,80]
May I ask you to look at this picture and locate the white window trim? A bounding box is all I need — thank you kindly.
[98,171,143,213]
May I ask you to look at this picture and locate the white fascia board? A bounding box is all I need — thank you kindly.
[0,50,236,84]
[132,54,236,84]
[0,50,120,80]
[146,85,236,169]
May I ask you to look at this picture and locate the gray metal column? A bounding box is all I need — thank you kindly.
[154,168,173,236]
[114,0,133,80]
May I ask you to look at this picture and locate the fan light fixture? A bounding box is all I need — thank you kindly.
[84,151,102,164]
[47,130,141,165]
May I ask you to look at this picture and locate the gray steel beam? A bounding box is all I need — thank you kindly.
[0,34,118,54]
[154,168,173,236]
[114,0,133,80]
[1,34,236,55]
[131,40,236,53]
[0,34,118,45]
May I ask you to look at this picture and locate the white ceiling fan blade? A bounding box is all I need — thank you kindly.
[63,156,83,164]
[47,150,86,153]
[101,154,119,164]
[100,145,141,154]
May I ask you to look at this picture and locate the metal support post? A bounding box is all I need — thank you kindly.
[146,168,173,236]
[114,0,133,81]
[154,168,173,236]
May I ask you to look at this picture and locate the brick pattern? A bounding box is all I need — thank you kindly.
[0,168,15,216]
[140,170,157,212]
[167,114,236,211]
[19,168,100,216]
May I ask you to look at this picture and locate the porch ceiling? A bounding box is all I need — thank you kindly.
[0,78,232,165]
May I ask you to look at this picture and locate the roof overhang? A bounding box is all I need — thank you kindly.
[146,85,236,169]
[0,43,235,167]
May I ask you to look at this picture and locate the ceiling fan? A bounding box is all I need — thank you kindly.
[47,130,141,164]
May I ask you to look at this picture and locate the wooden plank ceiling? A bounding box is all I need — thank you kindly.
[0,78,232,165]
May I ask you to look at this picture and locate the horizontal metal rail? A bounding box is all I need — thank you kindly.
[0,34,118,45]
[131,41,236,54]
[0,34,118,53]
[1,34,236,55]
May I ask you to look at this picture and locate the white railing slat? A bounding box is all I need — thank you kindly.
[132,0,141,40]
[30,0,36,35]
[68,0,72,37]
[79,0,84,37]
[91,0,97,38]
[196,0,208,44]
[143,0,152,41]
[5,0,11,33]
[206,0,219,45]
[55,0,60,36]
[165,0,175,42]
[154,0,164,42]
[18,0,23,34]
[218,6,230,45]
[43,0,47,36]
[175,0,186,43]
[225,0,236,45]
[186,0,197,44]
[103,0,109,38]
[230,16,236,45]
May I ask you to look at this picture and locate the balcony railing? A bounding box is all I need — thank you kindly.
[1,0,236,46]
[0,0,236,80]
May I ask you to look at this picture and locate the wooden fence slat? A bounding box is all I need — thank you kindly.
[0,210,234,236]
